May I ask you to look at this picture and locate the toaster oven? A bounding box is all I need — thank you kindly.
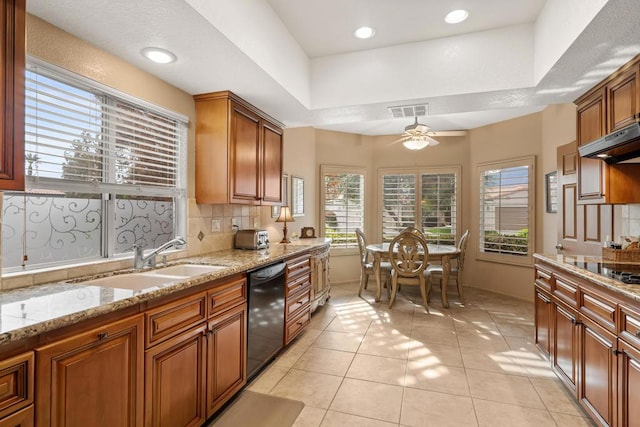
[234,229,269,250]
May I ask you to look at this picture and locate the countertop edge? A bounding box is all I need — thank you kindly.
[533,253,640,303]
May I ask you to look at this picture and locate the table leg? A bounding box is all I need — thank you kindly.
[373,253,382,302]
[441,254,451,308]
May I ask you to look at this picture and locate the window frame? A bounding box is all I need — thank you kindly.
[320,165,367,255]
[1,58,188,272]
[477,155,535,267]
[377,166,461,244]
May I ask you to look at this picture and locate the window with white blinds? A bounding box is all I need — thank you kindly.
[1,60,187,271]
[321,166,365,248]
[478,156,535,264]
[380,167,460,244]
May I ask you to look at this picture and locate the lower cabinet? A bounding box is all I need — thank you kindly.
[206,303,247,417]
[579,316,617,426]
[0,351,34,427]
[310,243,330,312]
[553,302,579,392]
[35,314,144,427]
[534,260,640,427]
[145,324,207,427]
[618,339,640,426]
[285,254,312,345]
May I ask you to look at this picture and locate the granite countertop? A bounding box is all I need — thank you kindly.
[0,238,331,346]
[534,253,640,302]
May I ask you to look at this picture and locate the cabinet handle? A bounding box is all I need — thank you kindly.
[636,330,640,338]
[97,331,108,340]
[612,349,624,356]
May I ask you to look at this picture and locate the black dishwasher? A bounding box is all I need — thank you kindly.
[246,261,286,380]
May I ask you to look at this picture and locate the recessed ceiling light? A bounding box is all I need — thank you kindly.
[444,9,469,24]
[354,26,376,39]
[141,47,177,64]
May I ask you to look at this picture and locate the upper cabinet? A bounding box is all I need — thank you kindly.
[575,55,640,204]
[0,0,25,190]
[194,91,283,205]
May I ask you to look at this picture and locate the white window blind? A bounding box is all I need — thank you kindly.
[382,174,416,241]
[24,65,183,195]
[479,157,534,261]
[380,168,460,244]
[321,166,365,248]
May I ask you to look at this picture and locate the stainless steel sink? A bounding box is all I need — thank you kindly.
[77,264,228,290]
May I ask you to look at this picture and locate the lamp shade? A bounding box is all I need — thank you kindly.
[402,135,439,150]
[276,206,294,223]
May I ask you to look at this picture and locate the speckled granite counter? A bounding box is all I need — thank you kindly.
[534,253,640,302]
[0,238,331,346]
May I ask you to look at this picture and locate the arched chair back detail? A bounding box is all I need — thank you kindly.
[356,228,391,297]
[388,228,430,311]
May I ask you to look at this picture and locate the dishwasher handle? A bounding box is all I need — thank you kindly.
[248,262,286,285]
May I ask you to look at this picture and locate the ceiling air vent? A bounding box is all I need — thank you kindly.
[388,104,428,118]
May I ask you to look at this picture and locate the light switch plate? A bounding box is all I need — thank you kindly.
[211,219,221,232]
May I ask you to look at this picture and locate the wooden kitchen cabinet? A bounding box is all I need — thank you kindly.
[617,339,640,427]
[36,314,144,427]
[206,302,247,417]
[310,242,331,313]
[284,253,312,344]
[194,91,283,205]
[574,55,640,204]
[0,351,33,425]
[579,315,617,426]
[553,301,579,393]
[534,286,552,358]
[0,0,25,190]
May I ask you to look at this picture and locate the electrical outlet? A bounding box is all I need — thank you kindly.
[253,217,259,227]
[211,219,221,233]
[231,217,239,228]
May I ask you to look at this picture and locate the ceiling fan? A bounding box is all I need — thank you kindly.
[393,117,467,150]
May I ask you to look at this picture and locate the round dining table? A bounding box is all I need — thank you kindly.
[365,242,460,308]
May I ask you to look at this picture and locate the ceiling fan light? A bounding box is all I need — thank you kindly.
[402,138,430,150]
[445,9,469,24]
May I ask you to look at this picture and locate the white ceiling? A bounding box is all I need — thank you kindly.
[26,0,640,137]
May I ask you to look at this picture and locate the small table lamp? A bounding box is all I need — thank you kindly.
[276,206,295,243]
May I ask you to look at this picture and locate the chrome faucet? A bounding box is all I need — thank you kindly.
[133,237,186,269]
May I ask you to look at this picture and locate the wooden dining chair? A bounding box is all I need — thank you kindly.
[356,228,392,297]
[428,229,469,304]
[388,228,430,312]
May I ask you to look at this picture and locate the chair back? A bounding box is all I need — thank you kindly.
[389,229,429,278]
[355,228,369,265]
[457,229,470,272]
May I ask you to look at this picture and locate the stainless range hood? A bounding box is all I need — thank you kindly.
[578,121,640,164]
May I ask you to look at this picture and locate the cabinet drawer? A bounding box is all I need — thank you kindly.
[579,288,617,331]
[146,292,207,348]
[620,305,640,347]
[286,255,311,281]
[553,274,578,307]
[208,277,247,317]
[0,352,33,420]
[286,287,311,319]
[535,265,553,292]
[0,404,33,427]
[286,272,311,297]
[285,307,310,345]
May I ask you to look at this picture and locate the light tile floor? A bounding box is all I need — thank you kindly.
[247,282,596,427]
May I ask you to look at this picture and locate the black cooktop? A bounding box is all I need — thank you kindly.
[568,260,640,284]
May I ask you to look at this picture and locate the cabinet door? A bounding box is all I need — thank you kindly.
[0,405,33,427]
[618,339,640,427]
[579,316,617,427]
[576,89,607,202]
[145,324,207,427]
[230,103,261,204]
[534,287,551,358]
[36,314,144,427]
[552,303,578,392]
[261,121,283,204]
[607,64,639,132]
[206,303,247,417]
[0,0,25,190]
